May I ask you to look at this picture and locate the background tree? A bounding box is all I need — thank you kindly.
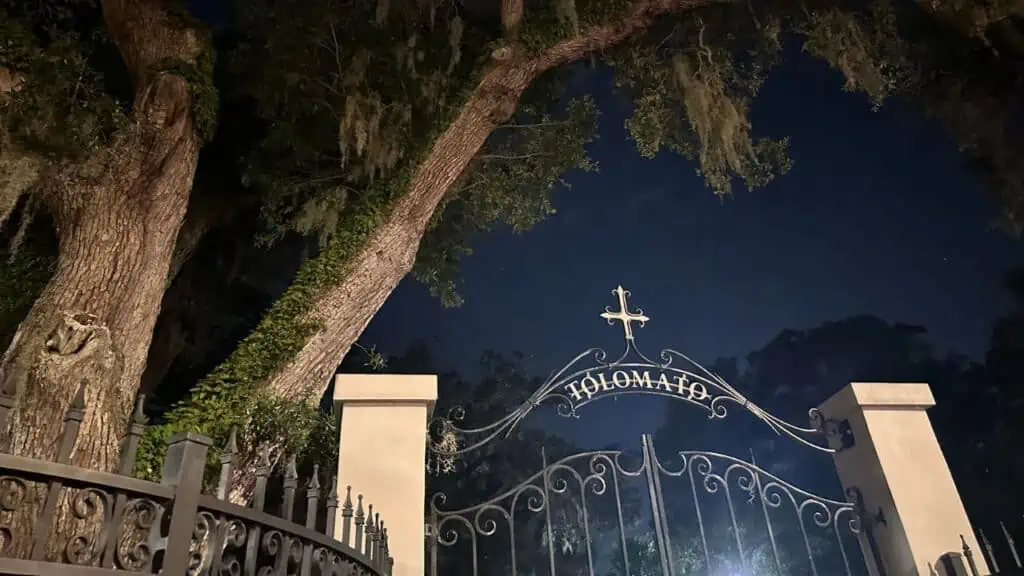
[657,307,1024,571]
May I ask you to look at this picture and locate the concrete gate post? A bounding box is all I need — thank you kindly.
[334,373,437,576]
[819,382,988,576]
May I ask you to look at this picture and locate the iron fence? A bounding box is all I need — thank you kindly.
[0,383,391,575]
[960,521,1024,576]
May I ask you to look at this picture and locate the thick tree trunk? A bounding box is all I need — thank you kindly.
[0,0,203,474]
[262,0,711,401]
[0,77,199,462]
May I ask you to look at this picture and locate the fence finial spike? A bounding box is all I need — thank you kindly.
[71,380,87,410]
[225,426,238,454]
[310,464,321,490]
[344,485,353,509]
[259,444,271,467]
[132,394,147,423]
[285,453,298,479]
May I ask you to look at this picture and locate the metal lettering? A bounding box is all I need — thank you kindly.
[666,374,686,394]
[579,374,601,399]
[631,370,654,389]
[688,382,708,401]
[564,381,585,402]
[611,371,631,389]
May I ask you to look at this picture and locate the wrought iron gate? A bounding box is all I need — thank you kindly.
[426,287,872,576]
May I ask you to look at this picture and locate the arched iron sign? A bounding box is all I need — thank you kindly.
[426,286,873,576]
[430,286,839,459]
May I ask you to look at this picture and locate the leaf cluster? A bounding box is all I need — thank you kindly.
[235,0,493,245]
[414,86,599,306]
[608,5,792,194]
[0,0,129,161]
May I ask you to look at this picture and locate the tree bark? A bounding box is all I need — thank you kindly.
[0,0,203,474]
[501,0,525,36]
[262,0,712,401]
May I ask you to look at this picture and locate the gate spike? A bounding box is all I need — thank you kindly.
[1002,522,1021,568]
[70,381,87,411]
[981,529,999,573]
[132,394,147,424]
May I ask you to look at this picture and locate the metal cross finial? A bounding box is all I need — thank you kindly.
[601,286,649,341]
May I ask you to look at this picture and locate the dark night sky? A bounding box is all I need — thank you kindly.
[360,52,1023,449]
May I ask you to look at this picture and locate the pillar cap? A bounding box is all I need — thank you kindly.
[333,373,438,406]
[820,382,935,416]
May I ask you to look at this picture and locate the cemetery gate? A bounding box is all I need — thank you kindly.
[425,286,882,576]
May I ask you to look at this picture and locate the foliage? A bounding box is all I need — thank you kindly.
[799,4,912,107]
[413,91,599,306]
[0,0,220,237]
[658,309,1024,535]
[0,213,55,350]
[151,50,219,142]
[607,6,792,194]
[0,0,128,228]
[0,1,129,160]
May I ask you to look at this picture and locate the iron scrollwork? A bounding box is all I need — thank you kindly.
[424,286,872,576]
[65,486,115,566]
[429,449,646,576]
[115,498,163,572]
[428,286,837,465]
[652,448,863,576]
[0,476,28,555]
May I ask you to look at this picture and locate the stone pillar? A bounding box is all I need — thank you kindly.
[334,373,437,576]
[819,382,988,576]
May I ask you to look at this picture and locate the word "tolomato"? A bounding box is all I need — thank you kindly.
[564,370,709,403]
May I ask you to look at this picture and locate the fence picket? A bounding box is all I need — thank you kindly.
[0,397,389,576]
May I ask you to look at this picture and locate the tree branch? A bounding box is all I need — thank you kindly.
[502,0,524,35]
[255,0,717,402]
[100,0,204,82]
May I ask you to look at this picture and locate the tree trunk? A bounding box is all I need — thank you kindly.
[0,0,202,470]
[262,0,712,401]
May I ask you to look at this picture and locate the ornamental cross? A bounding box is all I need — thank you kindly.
[601,286,649,341]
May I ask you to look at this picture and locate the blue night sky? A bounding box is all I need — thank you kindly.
[360,52,1023,449]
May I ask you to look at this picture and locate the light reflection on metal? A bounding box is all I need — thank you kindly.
[1003,521,1022,568]
[427,434,863,576]
[429,286,835,459]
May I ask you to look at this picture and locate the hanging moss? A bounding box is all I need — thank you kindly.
[518,0,633,55]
